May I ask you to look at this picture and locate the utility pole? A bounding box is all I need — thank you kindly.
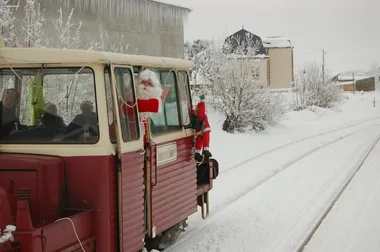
[322,49,326,84]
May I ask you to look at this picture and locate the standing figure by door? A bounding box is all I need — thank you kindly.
[191,94,212,162]
[136,69,164,147]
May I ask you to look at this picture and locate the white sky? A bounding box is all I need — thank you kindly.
[171,0,379,74]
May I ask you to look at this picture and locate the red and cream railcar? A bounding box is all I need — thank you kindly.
[0,37,213,252]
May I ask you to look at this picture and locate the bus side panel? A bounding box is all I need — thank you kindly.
[151,136,197,235]
[120,150,145,252]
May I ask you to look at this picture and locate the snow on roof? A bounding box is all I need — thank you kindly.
[150,0,192,11]
[334,81,356,86]
[226,53,269,59]
[262,37,293,48]
[254,54,269,59]
[337,74,373,81]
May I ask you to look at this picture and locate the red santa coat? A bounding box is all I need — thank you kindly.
[109,98,160,146]
[191,100,211,153]
[137,98,160,146]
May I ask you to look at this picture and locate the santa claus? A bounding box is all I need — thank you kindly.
[114,69,166,147]
[191,94,212,162]
[135,69,165,147]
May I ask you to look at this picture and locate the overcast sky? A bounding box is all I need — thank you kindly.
[171,0,379,74]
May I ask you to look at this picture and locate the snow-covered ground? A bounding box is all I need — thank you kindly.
[303,140,380,252]
[164,91,380,252]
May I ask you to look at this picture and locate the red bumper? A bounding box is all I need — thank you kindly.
[0,188,95,252]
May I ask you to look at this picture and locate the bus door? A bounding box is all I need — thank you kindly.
[109,65,146,252]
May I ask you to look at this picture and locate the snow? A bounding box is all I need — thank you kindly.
[162,91,380,252]
[336,73,374,82]
[262,37,293,49]
[303,141,380,252]
[0,225,16,243]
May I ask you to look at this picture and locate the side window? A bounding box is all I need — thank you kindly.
[178,71,191,127]
[150,70,181,134]
[114,67,139,142]
[1,67,98,144]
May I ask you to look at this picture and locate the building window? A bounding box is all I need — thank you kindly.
[150,70,181,134]
[253,70,260,79]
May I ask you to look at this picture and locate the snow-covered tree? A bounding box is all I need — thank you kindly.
[52,8,82,49]
[198,37,287,133]
[22,0,47,48]
[0,0,19,47]
[184,39,210,60]
[292,63,344,110]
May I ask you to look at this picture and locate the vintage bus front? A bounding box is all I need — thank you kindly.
[0,49,124,251]
[0,41,212,252]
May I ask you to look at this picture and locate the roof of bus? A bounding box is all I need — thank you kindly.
[0,47,194,70]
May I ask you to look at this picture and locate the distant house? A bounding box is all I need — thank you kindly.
[333,73,375,92]
[369,65,380,90]
[11,0,191,58]
[223,28,294,89]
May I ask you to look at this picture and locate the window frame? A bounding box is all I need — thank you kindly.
[108,65,141,148]
[177,70,193,129]
[0,66,100,145]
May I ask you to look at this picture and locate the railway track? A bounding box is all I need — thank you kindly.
[295,130,380,252]
[223,116,380,175]
[164,121,380,252]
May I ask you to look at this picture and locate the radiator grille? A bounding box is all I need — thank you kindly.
[18,188,31,207]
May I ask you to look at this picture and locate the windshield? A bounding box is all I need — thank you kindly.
[0,67,99,144]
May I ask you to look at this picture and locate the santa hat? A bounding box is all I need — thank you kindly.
[139,69,161,89]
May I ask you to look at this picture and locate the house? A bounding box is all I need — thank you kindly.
[367,65,380,90]
[333,73,376,92]
[11,0,191,58]
[223,28,294,89]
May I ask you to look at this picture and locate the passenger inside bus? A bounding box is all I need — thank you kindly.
[64,100,99,139]
[35,102,67,134]
[0,88,26,138]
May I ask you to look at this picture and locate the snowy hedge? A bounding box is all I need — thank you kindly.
[292,63,344,110]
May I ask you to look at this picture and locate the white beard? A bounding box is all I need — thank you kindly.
[137,84,163,121]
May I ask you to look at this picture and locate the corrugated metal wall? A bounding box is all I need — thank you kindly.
[12,0,189,58]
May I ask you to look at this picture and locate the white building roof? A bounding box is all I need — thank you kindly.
[262,37,293,48]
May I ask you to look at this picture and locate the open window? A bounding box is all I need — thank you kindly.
[106,66,140,144]
[114,67,140,142]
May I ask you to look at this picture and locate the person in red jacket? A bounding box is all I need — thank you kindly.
[191,94,212,162]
